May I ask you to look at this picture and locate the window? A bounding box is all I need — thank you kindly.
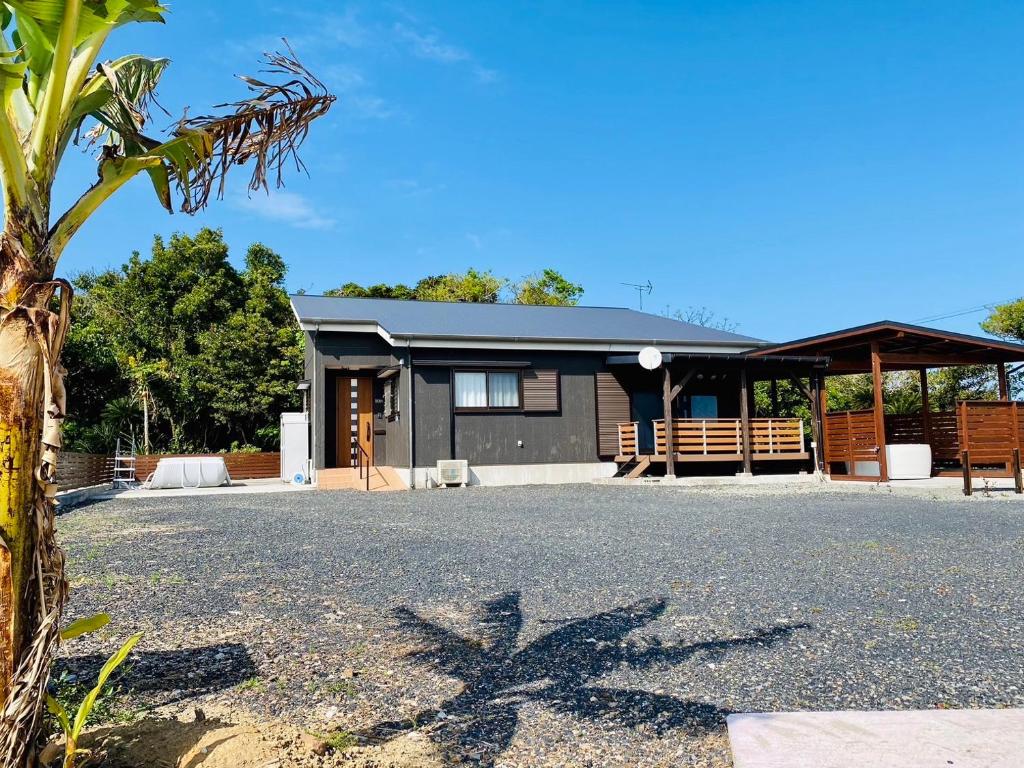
[383,376,400,420]
[455,370,521,410]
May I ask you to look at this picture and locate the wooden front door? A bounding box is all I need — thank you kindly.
[335,376,375,468]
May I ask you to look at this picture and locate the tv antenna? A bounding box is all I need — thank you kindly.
[621,280,653,311]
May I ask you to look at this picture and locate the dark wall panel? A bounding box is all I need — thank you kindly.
[412,349,603,467]
[413,367,453,466]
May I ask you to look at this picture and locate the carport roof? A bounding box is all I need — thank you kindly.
[751,320,1024,372]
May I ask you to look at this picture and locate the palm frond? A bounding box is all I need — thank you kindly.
[78,54,170,150]
[165,43,334,213]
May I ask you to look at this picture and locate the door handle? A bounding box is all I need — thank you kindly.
[365,422,371,442]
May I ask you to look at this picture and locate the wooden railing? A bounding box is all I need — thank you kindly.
[649,418,806,458]
[617,422,639,457]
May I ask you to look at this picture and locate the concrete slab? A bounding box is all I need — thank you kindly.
[89,478,314,501]
[727,709,1024,768]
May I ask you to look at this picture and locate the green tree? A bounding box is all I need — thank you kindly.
[193,244,303,450]
[71,231,302,453]
[326,281,418,299]
[981,298,1024,341]
[415,269,505,303]
[512,269,584,306]
[326,268,585,305]
[0,4,333,755]
[927,366,997,411]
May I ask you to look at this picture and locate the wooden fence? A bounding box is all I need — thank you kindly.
[884,412,960,462]
[134,453,281,481]
[57,453,115,491]
[823,409,880,477]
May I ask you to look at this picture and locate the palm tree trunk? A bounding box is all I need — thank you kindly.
[0,238,70,766]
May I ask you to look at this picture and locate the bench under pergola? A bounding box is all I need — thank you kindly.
[751,321,1024,491]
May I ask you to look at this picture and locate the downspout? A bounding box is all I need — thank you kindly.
[406,339,415,488]
[310,323,319,484]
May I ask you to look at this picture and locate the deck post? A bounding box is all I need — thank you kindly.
[919,367,932,457]
[739,367,752,475]
[997,362,1009,400]
[871,342,889,481]
[663,365,675,478]
[817,372,828,473]
[808,374,822,472]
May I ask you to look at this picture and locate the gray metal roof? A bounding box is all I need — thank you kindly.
[290,294,763,346]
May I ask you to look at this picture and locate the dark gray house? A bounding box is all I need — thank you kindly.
[290,294,799,487]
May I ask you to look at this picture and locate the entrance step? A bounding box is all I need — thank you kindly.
[317,466,407,492]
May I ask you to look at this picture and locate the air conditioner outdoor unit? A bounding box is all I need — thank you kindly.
[436,459,469,487]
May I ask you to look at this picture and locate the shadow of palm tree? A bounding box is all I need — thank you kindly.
[358,593,809,765]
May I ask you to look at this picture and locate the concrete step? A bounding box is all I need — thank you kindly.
[317,466,407,492]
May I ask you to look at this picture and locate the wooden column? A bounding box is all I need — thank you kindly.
[870,342,888,481]
[663,365,675,478]
[919,367,932,448]
[997,362,1009,400]
[817,372,828,472]
[808,373,823,472]
[739,367,752,475]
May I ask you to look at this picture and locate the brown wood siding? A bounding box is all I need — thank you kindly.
[595,372,630,456]
[522,369,560,412]
[135,453,281,480]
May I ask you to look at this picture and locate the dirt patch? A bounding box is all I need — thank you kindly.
[52,713,446,768]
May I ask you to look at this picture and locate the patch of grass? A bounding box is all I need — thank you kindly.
[893,617,920,632]
[317,730,358,752]
[862,540,881,550]
[238,676,265,693]
[324,680,356,697]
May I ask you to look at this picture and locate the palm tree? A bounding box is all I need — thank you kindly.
[0,4,333,762]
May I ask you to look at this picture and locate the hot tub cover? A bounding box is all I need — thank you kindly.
[146,457,232,489]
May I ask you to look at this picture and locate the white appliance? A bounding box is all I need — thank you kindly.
[436,459,469,487]
[280,412,310,483]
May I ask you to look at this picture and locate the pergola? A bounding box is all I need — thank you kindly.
[752,321,1024,485]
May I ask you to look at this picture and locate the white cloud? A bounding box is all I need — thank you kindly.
[465,233,482,250]
[390,18,497,82]
[319,64,399,120]
[393,22,470,63]
[233,190,335,230]
[383,178,447,196]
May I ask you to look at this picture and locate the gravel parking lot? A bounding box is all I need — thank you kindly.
[57,485,1024,767]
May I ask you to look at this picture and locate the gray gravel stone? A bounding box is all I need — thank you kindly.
[56,485,1024,767]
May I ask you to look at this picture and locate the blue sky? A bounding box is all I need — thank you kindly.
[54,1,1024,341]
